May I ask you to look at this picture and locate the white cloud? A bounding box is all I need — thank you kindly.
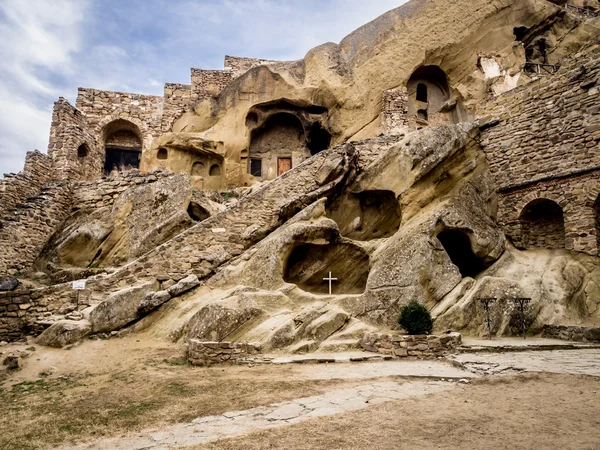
[0,0,407,176]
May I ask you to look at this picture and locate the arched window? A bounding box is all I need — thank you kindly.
[157,148,168,160]
[191,162,205,177]
[209,164,221,176]
[77,144,89,158]
[417,109,429,121]
[416,83,428,103]
[520,199,565,249]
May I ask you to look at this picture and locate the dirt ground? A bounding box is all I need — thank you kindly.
[201,373,600,450]
[1,337,600,450]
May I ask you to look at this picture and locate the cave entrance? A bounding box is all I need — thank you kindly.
[327,190,401,241]
[187,202,211,222]
[407,66,451,125]
[284,241,369,295]
[437,229,487,278]
[520,199,565,249]
[102,119,143,174]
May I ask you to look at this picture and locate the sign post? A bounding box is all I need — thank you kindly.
[72,280,86,307]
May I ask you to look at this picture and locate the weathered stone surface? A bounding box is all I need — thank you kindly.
[89,281,159,334]
[3,354,23,370]
[0,277,19,292]
[138,291,172,315]
[166,275,200,298]
[37,320,92,348]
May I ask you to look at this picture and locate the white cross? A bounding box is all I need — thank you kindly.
[323,271,338,295]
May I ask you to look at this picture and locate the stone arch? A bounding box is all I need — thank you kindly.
[100,119,143,174]
[519,198,566,249]
[157,148,168,160]
[407,66,451,124]
[209,164,222,176]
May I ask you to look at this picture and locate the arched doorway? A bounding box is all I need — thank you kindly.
[248,113,306,179]
[520,199,565,249]
[407,66,451,126]
[102,119,143,174]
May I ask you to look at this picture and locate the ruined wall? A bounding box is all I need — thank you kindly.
[224,55,281,79]
[47,98,99,181]
[0,151,53,213]
[162,83,193,131]
[479,44,600,255]
[0,181,73,275]
[191,69,234,100]
[381,89,412,135]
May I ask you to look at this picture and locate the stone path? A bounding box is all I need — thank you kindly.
[57,380,455,450]
[454,349,600,377]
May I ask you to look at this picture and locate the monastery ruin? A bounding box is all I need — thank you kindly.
[1,0,600,353]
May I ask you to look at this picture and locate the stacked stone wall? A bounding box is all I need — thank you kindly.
[191,69,234,100]
[75,88,164,154]
[542,324,600,342]
[72,170,175,210]
[360,332,462,357]
[0,181,73,275]
[478,44,600,255]
[224,55,281,79]
[0,151,53,213]
[188,340,260,366]
[162,83,193,131]
[47,98,100,181]
[381,89,412,135]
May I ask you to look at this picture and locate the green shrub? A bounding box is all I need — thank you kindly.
[398,300,433,335]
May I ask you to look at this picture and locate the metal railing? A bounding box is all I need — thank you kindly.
[565,3,600,18]
[524,62,561,75]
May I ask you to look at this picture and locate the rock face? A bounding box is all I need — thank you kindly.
[36,320,92,348]
[0,277,19,291]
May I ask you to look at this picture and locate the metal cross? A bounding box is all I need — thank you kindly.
[323,272,338,295]
[479,298,496,340]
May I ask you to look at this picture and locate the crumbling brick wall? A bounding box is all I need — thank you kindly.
[0,151,53,213]
[479,44,600,255]
[381,89,412,135]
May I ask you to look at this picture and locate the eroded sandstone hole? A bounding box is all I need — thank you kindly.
[437,229,487,278]
[283,241,369,295]
[187,202,211,222]
[326,190,401,241]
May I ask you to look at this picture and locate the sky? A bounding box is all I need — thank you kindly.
[0,0,408,176]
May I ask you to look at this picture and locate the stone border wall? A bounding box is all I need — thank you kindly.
[188,340,260,366]
[162,83,193,131]
[360,332,462,357]
[542,324,600,343]
[0,151,53,213]
[224,55,281,79]
[191,69,234,100]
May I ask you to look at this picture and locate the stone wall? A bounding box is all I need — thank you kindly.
[360,332,462,357]
[191,69,234,100]
[0,181,73,275]
[478,44,600,256]
[0,151,53,213]
[542,324,600,343]
[72,170,174,210]
[75,88,164,154]
[47,98,100,181]
[188,340,260,366]
[162,83,193,131]
[224,55,281,79]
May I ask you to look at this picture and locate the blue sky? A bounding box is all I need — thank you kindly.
[0,0,407,176]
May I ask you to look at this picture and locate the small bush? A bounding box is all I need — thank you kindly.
[398,300,433,335]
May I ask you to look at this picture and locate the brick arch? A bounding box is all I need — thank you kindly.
[514,191,569,216]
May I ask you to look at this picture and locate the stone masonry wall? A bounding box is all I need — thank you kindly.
[162,83,193,131]
[188,340,260,366]
[381,89,412,135]
[47,98,100,181]
[478,44,600,256]
[542,324,600,342]
[360,332,462,357]
[0,181,73,275]
[0,151,53,213]
[224,55,281,79]
[191,69,234,100]
[0,138,397,342]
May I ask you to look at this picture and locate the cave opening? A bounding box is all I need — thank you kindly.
[307,122,332,156]
[187,202,211,222]
[437,229,487,278]
[283,241,369,295]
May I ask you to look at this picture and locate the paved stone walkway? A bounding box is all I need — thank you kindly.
[454,349,600,377]
[57,380,455,450]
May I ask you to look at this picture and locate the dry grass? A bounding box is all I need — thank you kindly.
[201,373,600,450]
[0,353,358,450]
